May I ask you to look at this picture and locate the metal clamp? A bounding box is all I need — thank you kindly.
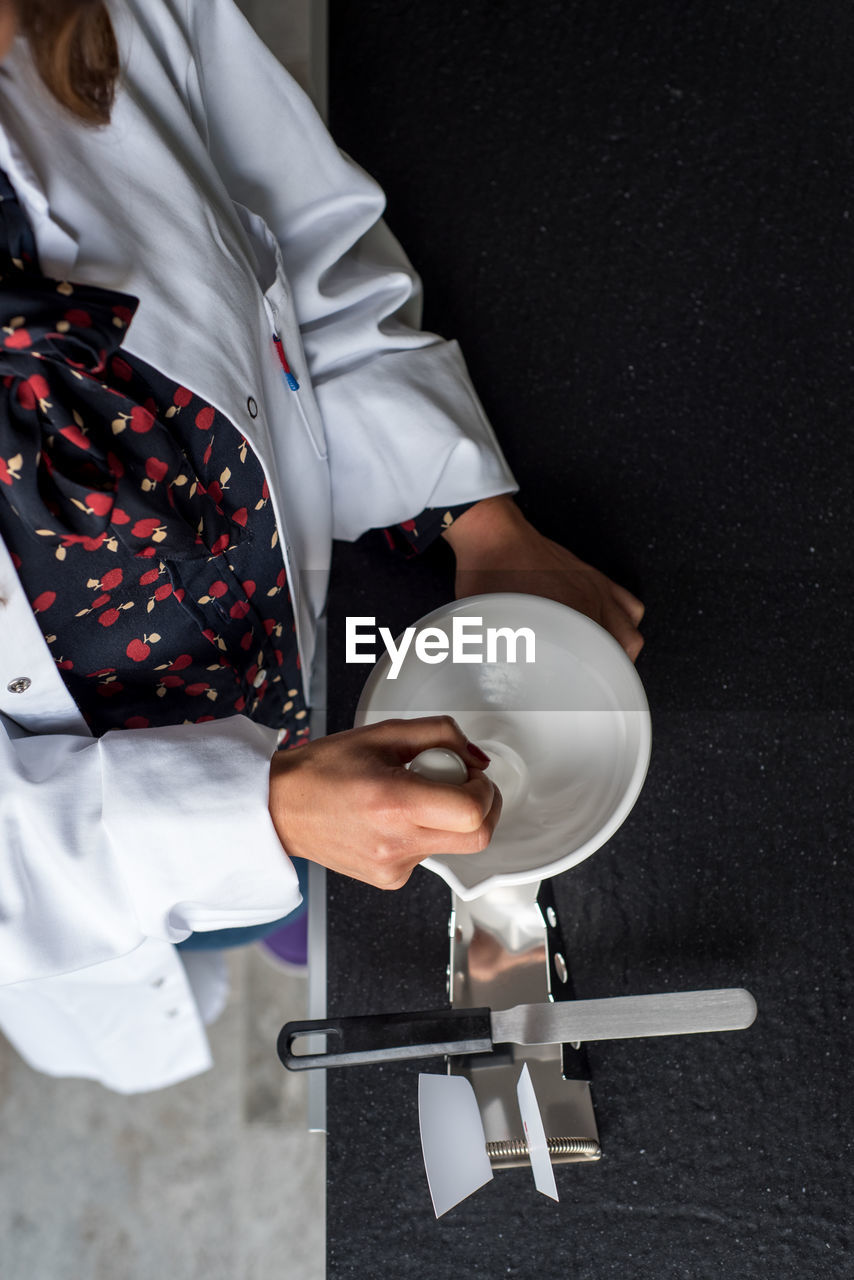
[448,879,600,1168]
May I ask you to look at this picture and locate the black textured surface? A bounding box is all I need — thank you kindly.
[324,3,852,1276]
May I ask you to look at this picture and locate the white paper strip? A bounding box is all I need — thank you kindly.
[516,1063,559,1201]
[418,1074,494,1218]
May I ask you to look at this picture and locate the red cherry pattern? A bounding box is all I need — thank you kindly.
[86,491,113,517]
[1,183,452,745]
[130,406,155,433]
[59,423,90,450]
[4,327,31,350]
[2,300,243,568]
[16,373,50,411]
[127,638,151,662]
[2,340,309,741]
[131,517,162,539]
[32,590,56,613]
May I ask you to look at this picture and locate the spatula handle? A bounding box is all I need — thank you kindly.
[278,1006,493,1071]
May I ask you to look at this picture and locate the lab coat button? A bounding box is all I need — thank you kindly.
[247,396,258,418]
[7,676,31,694]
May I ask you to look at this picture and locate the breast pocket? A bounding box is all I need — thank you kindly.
[231,201,280,293]
[232,202,328,462]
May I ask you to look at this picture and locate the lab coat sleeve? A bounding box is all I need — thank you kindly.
[184,0,518,541]
[0,712,300,986]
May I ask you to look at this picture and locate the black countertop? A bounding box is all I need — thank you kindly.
[323,3,852,1275]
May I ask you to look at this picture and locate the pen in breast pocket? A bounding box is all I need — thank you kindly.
[272,332,300,391]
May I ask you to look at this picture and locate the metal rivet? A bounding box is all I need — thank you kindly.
[554,952,568,984]
[546,906,558,929]
[247,396,258,418]
[7,676,31,694]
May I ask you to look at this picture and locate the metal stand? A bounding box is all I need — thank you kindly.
[448,879,601,1167]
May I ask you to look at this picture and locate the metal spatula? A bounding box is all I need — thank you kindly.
[279,987,757,1071]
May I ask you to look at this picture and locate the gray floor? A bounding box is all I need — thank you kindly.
[1,954,324,1280]
[1,5,325,1279]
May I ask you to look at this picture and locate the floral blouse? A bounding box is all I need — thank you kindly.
[0,167,471,742]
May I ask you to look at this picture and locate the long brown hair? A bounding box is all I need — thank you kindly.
[15,0,119,126]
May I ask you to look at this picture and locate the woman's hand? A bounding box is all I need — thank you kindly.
[442,496,645,661]
[268,717,501,889]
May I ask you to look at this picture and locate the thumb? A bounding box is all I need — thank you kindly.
[365,715,491,772]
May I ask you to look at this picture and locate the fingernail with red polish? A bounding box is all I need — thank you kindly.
[466,741,491,765]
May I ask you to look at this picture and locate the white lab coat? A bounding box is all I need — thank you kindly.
[0,0,516,1091]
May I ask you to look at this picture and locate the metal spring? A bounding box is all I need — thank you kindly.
[486,1137,601,1162]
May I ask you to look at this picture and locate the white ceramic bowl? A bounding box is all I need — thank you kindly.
[354,593,651,900]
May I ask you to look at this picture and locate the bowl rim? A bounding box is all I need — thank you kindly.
[354,592,652,900]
